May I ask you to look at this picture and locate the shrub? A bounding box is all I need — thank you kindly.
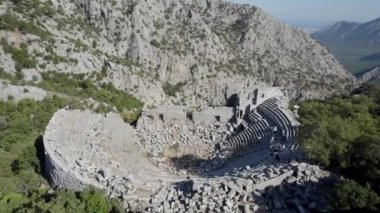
[11,0,55,19]
[12,44,37,70]
[332,179,379,211]
[1,39,37,71]
[94,103,112,114]
[75,40,88,51]
[150,39,160,48]
[92,40,97,49]
[0,193,29,212]
[153,21,164,30]
[0,67,15,81]
[347,135,380,190]
[81,188,112,213]
[38,71,143,113]
[120,109,141,123]
[0,12,51,39]
[44,44,69,64]
[7,95,14,101]
[0,116,6,131]
[162,82,186,97]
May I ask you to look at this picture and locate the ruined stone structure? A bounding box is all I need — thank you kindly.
[222,97,299,157]
[43,87,314,212]
[141,105,235,125]
[141,87,299,157]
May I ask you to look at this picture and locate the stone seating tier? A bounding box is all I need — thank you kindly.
[257,98,294,140]
[224,119,273,153]
[247,111,262,124]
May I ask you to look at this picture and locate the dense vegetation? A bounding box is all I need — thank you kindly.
[325,43,380,74]
[0,67,144,122]
[0,11,51,39]
[298,84,380,211]
[162,81,187,97]
[37,71,143,113]
[0,97,122,212]
[1,38,38,72]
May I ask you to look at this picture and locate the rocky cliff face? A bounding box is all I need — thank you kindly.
[0,0,354,105]
[355,66,380,83]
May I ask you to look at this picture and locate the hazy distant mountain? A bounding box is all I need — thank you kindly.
[361,52,380,61]
[313,18,380,46]
[312,18,380,74]
[312,21,360,41]
[355,66,380,83]
[285,20,331,33]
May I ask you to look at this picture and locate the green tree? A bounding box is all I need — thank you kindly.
[81,189,112,213]
[45,189,85,213]
[333,179,379,211]
[0,192,29,212]
[349,135,380,191]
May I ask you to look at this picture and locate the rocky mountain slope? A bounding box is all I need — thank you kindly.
[312,18,380,73]
[355,66,380,83]
[0,0,354,106]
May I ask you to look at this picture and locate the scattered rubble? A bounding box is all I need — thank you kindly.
[140,162,332,212]
[43,90,332,212]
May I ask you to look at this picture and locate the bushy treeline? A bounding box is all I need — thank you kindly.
[298,84,380,211]
[1,188,121,213]
[0,97,122,212]
[0,68,143,122]
[1,38,38,74]
[0,11,51,39]
[40,71,144,123]
[38,71,143,114]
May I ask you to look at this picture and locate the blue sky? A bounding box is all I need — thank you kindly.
[232,0,380,25]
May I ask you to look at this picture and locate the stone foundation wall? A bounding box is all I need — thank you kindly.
[141,106,235,126]
[44,152,89,190]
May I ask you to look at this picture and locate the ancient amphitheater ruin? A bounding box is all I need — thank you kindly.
[43,87,332,212]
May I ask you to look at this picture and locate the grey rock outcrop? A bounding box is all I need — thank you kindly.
[0,0,354,106]
[0,80,47,101]
[355,66,380,82]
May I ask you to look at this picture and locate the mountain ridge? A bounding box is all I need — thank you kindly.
[313,21,360,40]
[0,0,354,105]
[312,17,380,73]
[312,18,380,45]
[355,65,380,83]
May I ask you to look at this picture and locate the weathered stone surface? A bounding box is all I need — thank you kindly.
[1,0,354,106]
[0,80,47,102]
[43,90,331,212]
[44,109,184,202]
[356,66,380,82]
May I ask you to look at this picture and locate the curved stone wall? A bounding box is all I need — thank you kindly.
[44,152,90,190]
[221,97,299,156]
[44,109,183,198]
